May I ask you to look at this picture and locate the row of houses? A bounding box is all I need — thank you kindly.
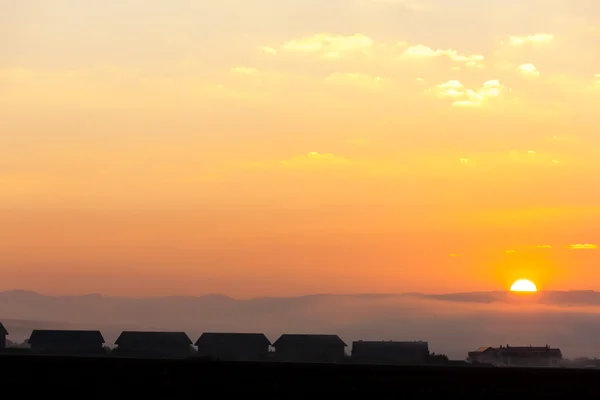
[0,322,432,363]
[0,322,563,366]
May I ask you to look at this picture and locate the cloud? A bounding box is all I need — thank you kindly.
[567,244,598,250]
[401,45,484,68]
[518,63,540,78]
[258,46,277,55]
[431,79,504,107]
[325,72,390,89]
[433,80,465,98]
[279,33,373,59]
[509,34,554,46]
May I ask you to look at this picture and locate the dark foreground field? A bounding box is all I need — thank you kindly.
[2,354,599,398]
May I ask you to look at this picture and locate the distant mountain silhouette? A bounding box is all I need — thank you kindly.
[420,290,600,306]
[3,290,600,359]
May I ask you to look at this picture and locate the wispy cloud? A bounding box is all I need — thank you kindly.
[258,46,277,55]
[567,244,598,250]
[279,33,373,59]
[509,33,554,46]
[401,45,484,68]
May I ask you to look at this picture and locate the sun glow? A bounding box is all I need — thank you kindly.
[510,279,538,292]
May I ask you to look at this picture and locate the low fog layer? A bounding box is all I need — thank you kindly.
[2,290,600,359]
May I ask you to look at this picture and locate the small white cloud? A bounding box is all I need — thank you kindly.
[509,33,554,46]
[518,63,540,78]
[465,89,485,103]
[434,80,464,98]
[401,45,484,68]
[431,79,505,107]
[478,80,502,97]
[258,46,277,55]
[403,44,439,57]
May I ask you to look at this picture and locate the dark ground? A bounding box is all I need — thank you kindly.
[2,354,599,398]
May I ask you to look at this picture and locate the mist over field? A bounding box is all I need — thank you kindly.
[3,290,600,359]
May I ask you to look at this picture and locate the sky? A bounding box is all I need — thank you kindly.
[1,0,600,297]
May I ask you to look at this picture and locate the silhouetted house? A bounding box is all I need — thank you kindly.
[351,340,430,365]
[273,334,346,363]
[468,345,562,367]
[195,333,271,361]
[113,331,193,358]
[28,330,105,355]
[468,347,498,365]
[0,322,7,352]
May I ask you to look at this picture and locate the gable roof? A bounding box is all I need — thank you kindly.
[273,334,346,347]
[0,322,7,336]
[498,346,562,356]
[29,330,104,346]
[115,331,192,347]
[195,332,271,347]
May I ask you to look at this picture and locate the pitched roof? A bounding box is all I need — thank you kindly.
[501,346,554,351]
[498,346,562,356]
[195,332,271,347]
[273,334,346,347]
[0,322,7,335]
[29,330,104,345]
[115,331,192,347]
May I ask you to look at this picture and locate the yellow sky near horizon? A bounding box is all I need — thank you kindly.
[1,0,600,297]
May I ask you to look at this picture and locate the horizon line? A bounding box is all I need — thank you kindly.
[0,288,596,300]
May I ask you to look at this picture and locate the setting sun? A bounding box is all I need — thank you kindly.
[510,279,538,292]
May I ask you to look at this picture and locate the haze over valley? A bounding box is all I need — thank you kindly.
[4,289,600,359]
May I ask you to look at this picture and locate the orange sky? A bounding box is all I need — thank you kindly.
[2,0,600,297]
